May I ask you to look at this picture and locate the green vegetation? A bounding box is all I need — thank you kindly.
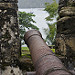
[18,11,39,45]
[21,47,31,58]
[44,0,58,45]
[51,49,55,53]
[21,47,29,50]
[21,46,55,57]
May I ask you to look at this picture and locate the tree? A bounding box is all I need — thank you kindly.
[44,0,58,45]
[19,11,39,45]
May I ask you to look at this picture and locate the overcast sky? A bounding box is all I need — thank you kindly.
[18,0,59,8]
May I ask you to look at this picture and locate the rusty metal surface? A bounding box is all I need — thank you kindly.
[24,30,72,75]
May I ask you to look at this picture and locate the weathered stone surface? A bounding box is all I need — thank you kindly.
[0,0,20,63]
[55,34,75,57]
[59,0,75,12]
[56,0,75,70]
[0,0,21,74]
[2,66,22,75]
[57,16,75,34]
[59,7,75,17]
[0,3,18,10]
[0,0,18,3]
[56,0,75,56]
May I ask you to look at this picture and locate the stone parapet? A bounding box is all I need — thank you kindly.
[59,7,75,17]
[0,0,20,63]
[56,0,75,55]
[56,0,75,70]
[57,16,75,34]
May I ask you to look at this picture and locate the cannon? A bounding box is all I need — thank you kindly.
[24,30,72,75]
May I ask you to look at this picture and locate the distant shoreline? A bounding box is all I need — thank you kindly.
[18,0,59,9]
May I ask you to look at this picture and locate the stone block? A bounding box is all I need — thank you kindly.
[59,0,75,12]
[55,34,75,57]
[0,1,20,63]
[59,0,67,11]
[0,3,18,10]
[59,7,75,17]
[56,0,75,71]
[57,17,75,34]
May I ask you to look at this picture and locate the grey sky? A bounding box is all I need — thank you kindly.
[18,0,59,8]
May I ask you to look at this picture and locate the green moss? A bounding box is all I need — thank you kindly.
[21,47,55,57]
[51,49,55,53]
[21,47,29,50]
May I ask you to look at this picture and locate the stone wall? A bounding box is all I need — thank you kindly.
[0,0,20,64]
[0,1,34,74]
[56,0,75,57]
[55,0,75,70]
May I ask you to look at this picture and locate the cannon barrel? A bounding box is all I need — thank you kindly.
[24,30,72,75]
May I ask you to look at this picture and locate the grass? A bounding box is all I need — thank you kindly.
[51,49,55,53]
[21,47,55,57]
[21,47,55,52]
[21,47,29,50]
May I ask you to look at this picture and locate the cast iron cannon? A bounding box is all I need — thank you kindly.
[24,30,72,75]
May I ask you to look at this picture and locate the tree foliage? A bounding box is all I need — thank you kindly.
[44,0,58,45]
[18,11,39,45]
